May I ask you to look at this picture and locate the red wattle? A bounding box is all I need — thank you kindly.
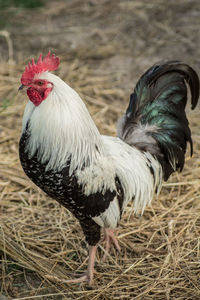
[27,88,43,106]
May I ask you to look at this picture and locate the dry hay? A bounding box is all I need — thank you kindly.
[0,56,200,300]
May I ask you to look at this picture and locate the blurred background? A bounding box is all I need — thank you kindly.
[1,0,200,88]
[0,1,200,299]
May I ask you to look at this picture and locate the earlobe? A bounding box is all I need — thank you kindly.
[47,82,53,88]
[44,87,53,99]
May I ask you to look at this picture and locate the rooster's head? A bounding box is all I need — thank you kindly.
[19,51,60,106]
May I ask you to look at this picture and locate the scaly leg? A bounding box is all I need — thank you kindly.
[102,228,121,261]
[65,229,120,285]
[65,245,97,286]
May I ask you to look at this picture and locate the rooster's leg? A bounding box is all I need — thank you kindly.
[65,245,97,286]
[102,228,121,261]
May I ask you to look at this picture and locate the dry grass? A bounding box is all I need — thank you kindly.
[1,1,200,297]
[0,54,200,300]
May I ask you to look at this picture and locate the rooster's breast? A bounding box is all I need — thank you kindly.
[19,131,81,212]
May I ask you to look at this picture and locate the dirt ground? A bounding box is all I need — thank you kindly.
[1,0,200,87]
[0,0,200,299]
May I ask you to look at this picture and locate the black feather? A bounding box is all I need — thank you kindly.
[118,61,200,180]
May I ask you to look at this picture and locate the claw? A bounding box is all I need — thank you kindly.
[65,272,92,285]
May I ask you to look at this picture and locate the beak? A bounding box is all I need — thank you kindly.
[18,84,25,91]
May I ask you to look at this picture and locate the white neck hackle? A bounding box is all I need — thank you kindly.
[22,72,105,174]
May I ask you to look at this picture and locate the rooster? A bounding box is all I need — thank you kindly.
[19,52,199,286]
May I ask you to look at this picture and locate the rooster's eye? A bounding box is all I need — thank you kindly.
[37,81,43,86]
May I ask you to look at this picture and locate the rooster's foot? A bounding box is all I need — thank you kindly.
[102,228,121,261]
[65,271,94,286]
[65,245,96,286]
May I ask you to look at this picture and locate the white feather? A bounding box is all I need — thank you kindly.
[102,136,162,215]
[22,71,163,228]
[76,156,116,195]
[22,72,105,174]
[92,197,120,228]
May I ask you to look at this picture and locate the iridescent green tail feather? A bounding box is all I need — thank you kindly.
[118,61,199,180]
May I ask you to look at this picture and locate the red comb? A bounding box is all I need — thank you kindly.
[21,51,60,85]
